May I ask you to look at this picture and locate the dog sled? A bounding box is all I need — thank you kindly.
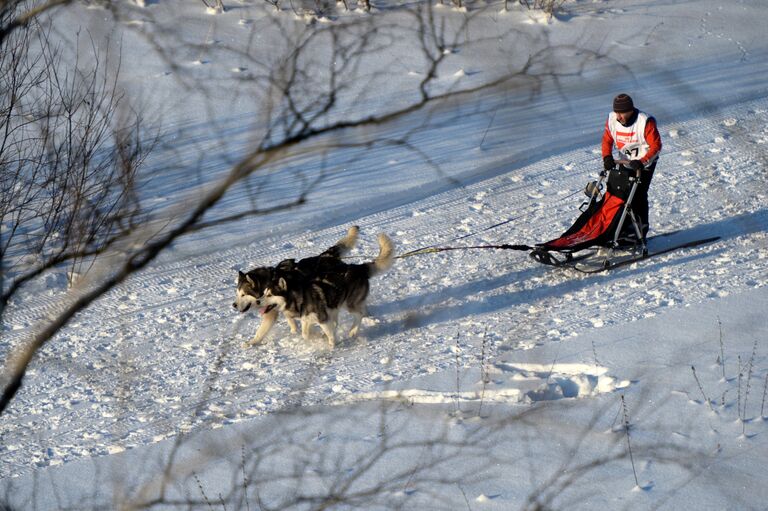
[523,162,721,272]
[529,161,651,270]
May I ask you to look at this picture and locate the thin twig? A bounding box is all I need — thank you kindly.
[718,316,726,380]
[242,445,251,511]
[458,483,472,510]
[691,366,714,412]
[454,330,462,415]
[591,338,601,368]
[478,326,489,417]
[742,340,758,434]
[478,107,497,149]
[194,473,214,510]
[621,395,639,487]
[737,355,743,421]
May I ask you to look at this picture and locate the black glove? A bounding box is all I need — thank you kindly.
[603,155,615,171]
[628,159,644,177]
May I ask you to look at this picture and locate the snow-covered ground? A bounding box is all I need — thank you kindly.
[1,0,767,509]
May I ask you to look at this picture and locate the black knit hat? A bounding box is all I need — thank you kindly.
[613,94,634,113]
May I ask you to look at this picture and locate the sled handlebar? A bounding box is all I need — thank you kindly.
[607,162,642,180]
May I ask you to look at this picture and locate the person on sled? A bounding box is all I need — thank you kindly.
[601,93,662,239]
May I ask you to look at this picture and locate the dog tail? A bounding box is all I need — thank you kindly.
[368,233,394,276]
[321,225,359,259]
[337,225,359,254]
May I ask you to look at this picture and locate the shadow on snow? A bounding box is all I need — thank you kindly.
[367,208,767,337]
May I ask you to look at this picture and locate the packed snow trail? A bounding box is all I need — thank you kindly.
[1,94,766,477]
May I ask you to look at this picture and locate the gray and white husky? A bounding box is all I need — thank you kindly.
[255,233,394,348]
[234,226,359,347]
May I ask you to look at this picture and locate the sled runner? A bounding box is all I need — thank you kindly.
[565,234,721,274]
[530,162,649,269]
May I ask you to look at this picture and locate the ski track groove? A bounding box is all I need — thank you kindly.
[1,97,767,478]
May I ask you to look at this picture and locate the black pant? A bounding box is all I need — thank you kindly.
[632,161,656,236]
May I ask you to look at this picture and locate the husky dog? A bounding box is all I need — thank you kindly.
[256,233,394,348]
[234,226,359,347]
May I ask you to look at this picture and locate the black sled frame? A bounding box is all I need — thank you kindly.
[531,164,648,269]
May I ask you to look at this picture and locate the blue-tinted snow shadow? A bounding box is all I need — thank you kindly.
[366,209,767,337]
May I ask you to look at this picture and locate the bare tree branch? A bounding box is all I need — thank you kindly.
[0,0,72,47]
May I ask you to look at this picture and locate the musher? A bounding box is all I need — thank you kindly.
[601,93,662,238]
